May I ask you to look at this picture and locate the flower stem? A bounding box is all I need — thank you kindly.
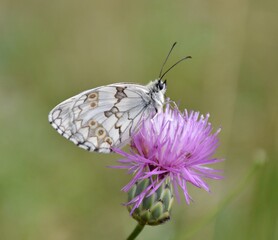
[127,223,145,240]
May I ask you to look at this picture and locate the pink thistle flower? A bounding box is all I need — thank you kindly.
[113,103,223,213]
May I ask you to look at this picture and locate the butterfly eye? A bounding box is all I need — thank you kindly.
[157,80,166,90]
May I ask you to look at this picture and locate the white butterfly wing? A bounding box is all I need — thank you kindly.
[48,84,156,153]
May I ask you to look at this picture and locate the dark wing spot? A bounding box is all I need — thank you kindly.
[104,111,113,118]
[115,87,127,102]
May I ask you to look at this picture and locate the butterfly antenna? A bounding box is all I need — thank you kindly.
[159,42,177,79]
[160,55,192,80]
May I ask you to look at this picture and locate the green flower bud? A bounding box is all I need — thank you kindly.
[127,178,174,226]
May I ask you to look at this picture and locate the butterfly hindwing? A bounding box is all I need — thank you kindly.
[49,84,154,153]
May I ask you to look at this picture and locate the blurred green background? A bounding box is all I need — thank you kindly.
[1,0,277,239]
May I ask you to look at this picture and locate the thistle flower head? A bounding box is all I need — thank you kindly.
[114,103,223,215]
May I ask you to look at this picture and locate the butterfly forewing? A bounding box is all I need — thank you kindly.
[48,83,158,153]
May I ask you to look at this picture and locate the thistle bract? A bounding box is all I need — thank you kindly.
[127,178,174,226]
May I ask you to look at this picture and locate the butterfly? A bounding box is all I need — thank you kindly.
[48,43,191,153]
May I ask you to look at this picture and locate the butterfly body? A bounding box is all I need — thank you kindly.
[48,79,166,153]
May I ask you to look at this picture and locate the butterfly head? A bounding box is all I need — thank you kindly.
[156,79,167,92]
[157,79,167,91]
[146,79,167,112]
[148,79,167,94]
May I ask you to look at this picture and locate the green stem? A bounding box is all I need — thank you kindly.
[127,223,145,240]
